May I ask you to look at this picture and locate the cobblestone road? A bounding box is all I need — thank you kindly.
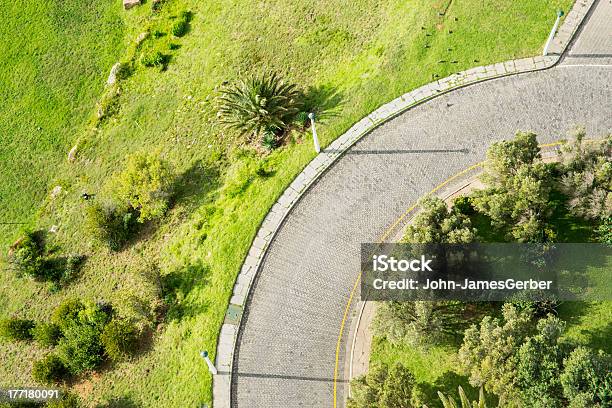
[232,2,612,406]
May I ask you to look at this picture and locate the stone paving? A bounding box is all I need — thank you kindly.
[561,0,612,66]
[215,0,611,406]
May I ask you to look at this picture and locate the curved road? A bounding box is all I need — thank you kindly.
[232,1,612,407]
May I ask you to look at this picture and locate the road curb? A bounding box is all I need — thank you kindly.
[213,1,596,406]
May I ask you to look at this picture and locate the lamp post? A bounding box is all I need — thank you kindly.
[308,112,321,154]
[199,350,218,375]
[543,10,564,56]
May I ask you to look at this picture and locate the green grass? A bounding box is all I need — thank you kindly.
[0,0,573,406]
[0,1,124,246]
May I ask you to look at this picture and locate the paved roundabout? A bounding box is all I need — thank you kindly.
[230,1,612,407]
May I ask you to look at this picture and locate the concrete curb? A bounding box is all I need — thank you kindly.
[213,1,595,406]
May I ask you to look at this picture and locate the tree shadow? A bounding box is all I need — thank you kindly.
[161,260,211,322]
[96,396,141,408]
[301,84,344,121]
[171,160,221,213]
[585,321,612,353]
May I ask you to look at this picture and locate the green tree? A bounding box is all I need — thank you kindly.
[457,304,532,402]
[216,72,303,140]
[111,152,175,222]
[348,363,417,408]
[515,316,566,407]
[372,301,464,347]
[559,133,612,220]
[404,197,476,244]
[560,347,611,407]
[471,133,555,242]
[481,131,540,186]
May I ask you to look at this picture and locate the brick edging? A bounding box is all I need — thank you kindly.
[213,1,595,406]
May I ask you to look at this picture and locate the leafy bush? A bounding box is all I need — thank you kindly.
[171,20,188,37]
[595,217,611,244]
[0,318,34,341]
[51,299,85,330]
[404,197,476,244]
[261,130,278,150]
[372,301,464,347]
[32,354,69,384]
[101,319,140,361]
[58,322,105,374]
[32,322,62,347]
[559,134,612,220]
[560,347,611,407]
[509,290,559,319]
[85,201,137,251]
[348,363,417,408]
[111,152,175,222]
[46,393,81,408]
[140,50,167,68]
[217,72,303,140]
[452,196,475,216]
[9,230,46,278]
[63,254,86,282]
[52,301,112,374]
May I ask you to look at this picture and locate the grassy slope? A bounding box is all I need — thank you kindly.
[0,0,574,406]
[0,1,124,247]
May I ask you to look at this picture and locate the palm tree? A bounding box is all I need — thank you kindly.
[423,386,492,408]
[216,71,302,140]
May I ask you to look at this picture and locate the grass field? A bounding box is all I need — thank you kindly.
[0,0,573,406]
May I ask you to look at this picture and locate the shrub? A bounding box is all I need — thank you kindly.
[101,319,140,361]
[171,19,188,37]
[0,318,34,341]
[63,254,86,283]
[32,354,69,384]
[372,301,464,347]
[404,197,476,244]
[509,290,559,319]
[261,130,278,150]
[560,347,611,406]
[217,72,303,139]
[452,196,475,216]
[140,50,167,68]
[596,217,611,244]
[32,322,62,347]
[52,299,85,330]
[46,393,81,408]
[111,152,175,222]
[348,363,417,408]
[85,201,137,251]
[9,230,46,278]
[57,322,105,374]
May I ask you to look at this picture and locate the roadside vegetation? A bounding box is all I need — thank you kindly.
[360,132,611,408]
[1,0,573,405]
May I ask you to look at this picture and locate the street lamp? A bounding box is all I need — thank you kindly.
[308,112,321,154]
[199,350,218,375]
[543,10,564,56]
